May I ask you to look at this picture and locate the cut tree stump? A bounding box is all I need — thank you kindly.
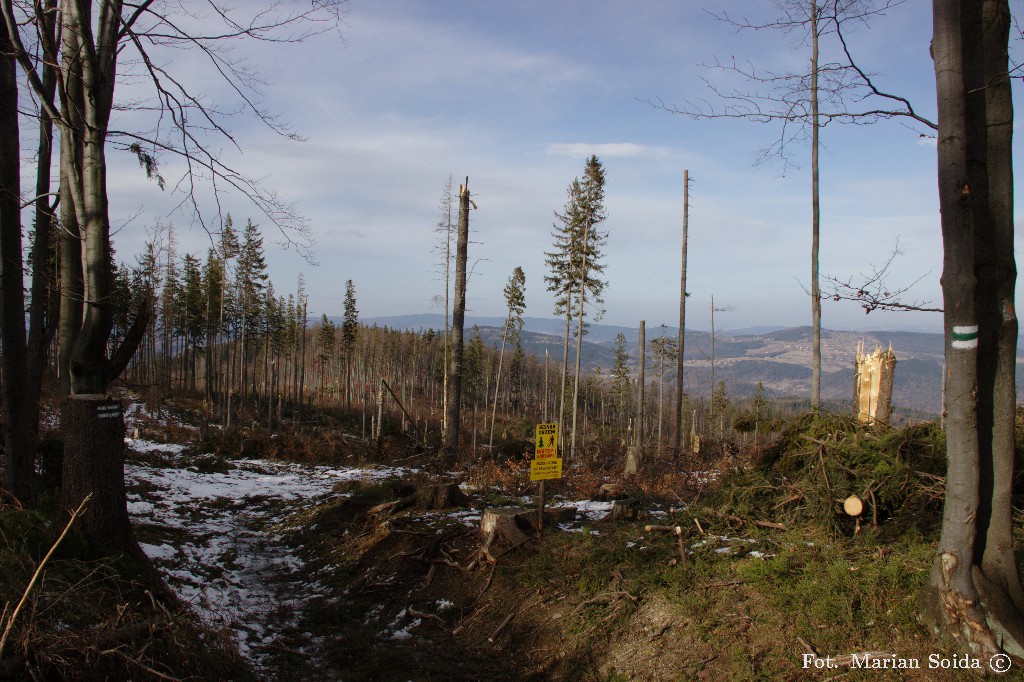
[480,506,578,541]
[481,507,530,545]
[408,483,470,510]
[376,483,471,516]
[611,499,640,521]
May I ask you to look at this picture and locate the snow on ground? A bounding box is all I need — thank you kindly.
[124,425,412,671]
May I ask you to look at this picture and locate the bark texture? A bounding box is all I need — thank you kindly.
[443,180,470,450]
[921,0,1024,662]
[60,396,135,551]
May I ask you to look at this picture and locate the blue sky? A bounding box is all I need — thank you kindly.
[98,1,1011,334]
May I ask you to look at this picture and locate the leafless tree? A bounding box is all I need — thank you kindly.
[648,0,935,411]
[0,0,341,546]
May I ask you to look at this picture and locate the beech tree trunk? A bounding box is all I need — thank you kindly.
[60,396,135,551]
[0,47,31,503]
[920,0,1024,663]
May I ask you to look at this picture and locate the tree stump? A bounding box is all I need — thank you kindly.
[408,482,470,510]
[481,507,530,545]
[611,499,640,521]
[481,505,577,540]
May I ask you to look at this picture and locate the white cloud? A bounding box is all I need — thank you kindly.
[545,142,663,158]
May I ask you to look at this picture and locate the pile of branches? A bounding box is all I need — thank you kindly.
[714,413,947,539]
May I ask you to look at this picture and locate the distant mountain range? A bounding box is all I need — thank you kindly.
[357,314,1024,417]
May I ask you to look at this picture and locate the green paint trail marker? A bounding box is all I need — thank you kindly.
[951,325,979,350]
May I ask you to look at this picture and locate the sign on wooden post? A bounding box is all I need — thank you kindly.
[532,422,562,534]
[531,422,562,480]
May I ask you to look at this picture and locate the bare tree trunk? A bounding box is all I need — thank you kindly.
[488,319,510,451]
[298,296,307,427]
[0,47,31,502]
[636,320,645,449]
[569,220,590,460]
[920,0,1024,661]
[674,170,689,468]
[443,179,470,451]
[810,0,822,411]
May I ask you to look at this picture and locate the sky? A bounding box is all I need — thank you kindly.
[81,0,1021,334]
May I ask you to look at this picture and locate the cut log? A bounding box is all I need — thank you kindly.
[597,483,626,500]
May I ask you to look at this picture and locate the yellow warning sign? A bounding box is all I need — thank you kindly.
[535,422,559,458]
[530,457,563,481]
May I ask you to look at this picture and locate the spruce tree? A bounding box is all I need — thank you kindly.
[545,155,607,457]
[342,279,359,412]
[489,266,526,450]
[237,219,268,397]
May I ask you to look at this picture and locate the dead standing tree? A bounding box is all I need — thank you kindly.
[649,0,936,411]
[444,179,471,451]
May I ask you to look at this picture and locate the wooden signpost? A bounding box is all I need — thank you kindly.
[532,422,562,531]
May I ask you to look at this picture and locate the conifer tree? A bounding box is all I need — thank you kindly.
[342,279,359,412]
[178,253,205,391]
[611,332,631,435]
[237,219,268,397]
[489,266,526,450]
[545,155,607,457]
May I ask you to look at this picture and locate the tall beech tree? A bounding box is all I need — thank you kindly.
[920,0,1024,662]
[0,0,339,547]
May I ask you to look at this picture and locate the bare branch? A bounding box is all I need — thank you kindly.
[823,239,942,313]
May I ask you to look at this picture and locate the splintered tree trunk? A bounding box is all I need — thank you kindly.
[625,320,645,475]
[61,396,134,550]
[921,0,1024,662]
[444,179,470,451]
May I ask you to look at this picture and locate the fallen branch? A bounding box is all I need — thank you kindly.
[772,493,802,509]
[753,520,787,531]
[100,648,182,682]
[368,500,400,515]
[645,524,687,562]
[408,607,445,625]
[571,591,639,615]
[487,608,517,643]
[0,494,91,660]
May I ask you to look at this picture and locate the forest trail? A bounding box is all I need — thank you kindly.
[122,403,411,677]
